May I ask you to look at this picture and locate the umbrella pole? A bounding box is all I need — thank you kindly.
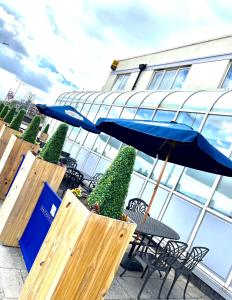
[143,147,172,223]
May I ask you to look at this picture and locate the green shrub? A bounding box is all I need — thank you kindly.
[0,105,9,119]
[87,146,136,220]
[21,115,41,144]
[0,103,4,114]
[40,123,68,164]
[42,124,49,134]
[4,106,16,124]
[10,109,26,131]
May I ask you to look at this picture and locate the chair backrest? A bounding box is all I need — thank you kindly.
[63,168,84,190]
[89,173,103,189]
[182,247,209,273]
[152,240,188,270]
[60,157,77,169]
[126,198,148,214]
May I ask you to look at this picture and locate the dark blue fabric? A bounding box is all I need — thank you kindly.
[19,182,61,271]
[96,119,232,177]
[36,104,100,133]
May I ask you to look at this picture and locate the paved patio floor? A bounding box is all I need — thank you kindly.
[0,243,212,300]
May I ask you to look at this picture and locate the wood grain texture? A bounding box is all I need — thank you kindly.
[0,151,66,246]
[39,132,49,142]
[0,126,19,160]
[19,190,136,300]
[0,135,40,200]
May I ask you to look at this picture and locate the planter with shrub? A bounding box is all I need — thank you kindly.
[0,105,9,130]
[19,146,137,299]
[0,123,67,246]
[0,115,41,200]
[39,123,49,142]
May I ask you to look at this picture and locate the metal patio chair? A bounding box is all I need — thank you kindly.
[60,167,84,197]
[121,240,188,299]
[60,157,78,169]
[81,172,103,193]
[164,246,209,299]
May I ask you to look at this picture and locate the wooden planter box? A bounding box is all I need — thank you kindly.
[39,132,49,142]
[0,120,6,133]
[19,190,136,300]
[0,125,20,160]
[0,135,40,200]
[0,151,66,246]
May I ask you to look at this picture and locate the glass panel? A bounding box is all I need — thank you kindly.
[141,91,172,108]
[176,112,204,130]
[103,137,121,159]
[211,91,232,114]
[135,108,154,120]
[141,183,169,219]
[120,107,137,119]
[159,91,193,109]
[127,91,152,106]
[103,92,122,104]
[149,71,164,90]
[112,74,129,91]
[79,92,95,101]
[80,104,91,116]
[94,105,110,120]
[153,110,176,122]
[171,68,190,90]
[134,151,154,177]
[92,133,108,154]
[176,168,216,204]
[182,91,224,112]
[94,158,111,175]
[63,140,73,153]
[76,148,89,169]
[82,153,99,175]
[201,115,232,156]
[94,92,114,103]
[76,129,88,145]
[125,174,145,203]
[114,91,136,105]
[74,102,84,111]
[86,104,99,121]
[107,106,123,118]
[162,195,201,242]
[159,70,177,90]
[193,212,232,279]
[222,65,232,89]
[151,161,183,188]
[69,127,81,141]
[69,144,80,160]
[86,92,102,103]
[210,176,232,218]
[83,132,98,149]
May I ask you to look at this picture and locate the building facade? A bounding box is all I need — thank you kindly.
[49,35,232,299]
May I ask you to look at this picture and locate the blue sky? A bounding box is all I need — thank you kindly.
[0,0,232,104]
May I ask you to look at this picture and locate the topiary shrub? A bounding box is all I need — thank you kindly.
[21,115,41,144]
[87,146,136,220]
[42,124,49,134]
[4,106,16,124]
[40,123,68,164]
[0,105,9,119]
[10,109,26,131]
[0,103,4,114]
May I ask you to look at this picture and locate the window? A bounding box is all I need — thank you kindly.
[112,74,130,91]
[222,64,232,88]
[149,67,189,90]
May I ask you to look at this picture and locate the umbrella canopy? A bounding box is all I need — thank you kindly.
[36,104,100,134]
[96,118,232,177]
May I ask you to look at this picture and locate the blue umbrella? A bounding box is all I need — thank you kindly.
[95,118,232,217]
[36,104,100,134]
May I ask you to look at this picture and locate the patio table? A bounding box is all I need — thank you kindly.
[120,210,180,271]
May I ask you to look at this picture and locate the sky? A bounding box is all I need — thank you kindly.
[0,0,232,104]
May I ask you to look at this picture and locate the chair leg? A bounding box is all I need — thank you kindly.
[183,274,191,299]
[158,269,170,299]
[167,272,180,299]
[141,266,148,278]
[138,271,153,300]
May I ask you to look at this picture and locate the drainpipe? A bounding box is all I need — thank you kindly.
[132,64,147,90]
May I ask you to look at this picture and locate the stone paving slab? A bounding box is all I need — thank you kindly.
[0,243,211,300]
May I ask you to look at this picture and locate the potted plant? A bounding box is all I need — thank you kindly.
[0,115,41,200]
[0,105,9,130]
[0,103,4,114]
[39,123,49,142]
[19,146,137,299]
[0,123,67,246]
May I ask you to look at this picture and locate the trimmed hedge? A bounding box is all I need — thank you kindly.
[87,146,136,220]
[4,107,16,124]
[21,115,41,144]
[40,123,68,164]
[0,105,9,119]
[42,124,49,134]
[0,103,4,114]
[10,109,26,131]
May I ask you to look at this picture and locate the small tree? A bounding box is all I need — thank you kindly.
[21,115,41,144]
[10,109,26,131]
[40,123,68,164]
[42,124,49,134]
[87,146,136,220]
[4,106,16,124]
[0,105,9,119]
[0,103,4,113]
